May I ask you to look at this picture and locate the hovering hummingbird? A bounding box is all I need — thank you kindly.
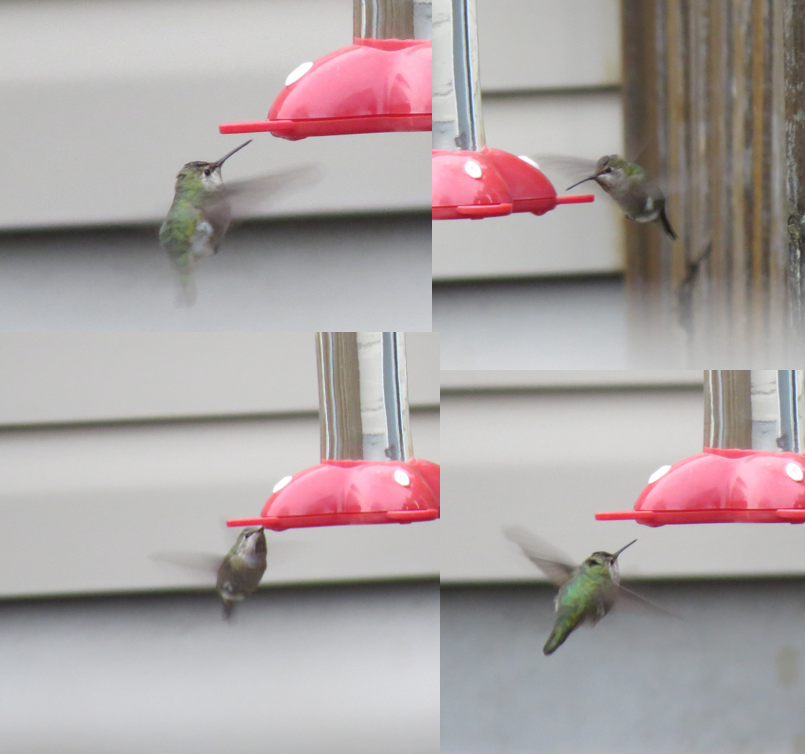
[216,526,267,620]
[159,140,253,305]
[504,527,665,655]
[564,155,677,240]
[159,142,315,305]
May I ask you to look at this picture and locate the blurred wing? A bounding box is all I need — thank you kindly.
[150,551,222,576]
[151,541,306,574]
[529,154,598,186]
[616,583,679,618]
[503,526,576,587]
[209,165,321,217]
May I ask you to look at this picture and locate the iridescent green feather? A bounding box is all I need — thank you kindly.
[159,198,201,304]
[544,565,612,654]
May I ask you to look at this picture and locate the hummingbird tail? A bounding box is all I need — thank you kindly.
[659,207,678,240]
[543,624,573,655]
[175,270,197,307]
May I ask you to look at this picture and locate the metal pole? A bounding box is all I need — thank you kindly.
[316,332,413,462]
[622,0,805,366]
[432,0,485,151]
[704,370,804,452]
[354,0,431,40]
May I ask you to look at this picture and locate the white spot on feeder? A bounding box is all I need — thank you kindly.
[285,62,313,86]
[786,463,804,482]
[464,160,482,179]
[648,465,672,484]
[393,469,411,487]
[273,475,293,493]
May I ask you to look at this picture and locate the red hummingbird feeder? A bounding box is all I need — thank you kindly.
[432,149,593,220]
[596,371,805,526]
[432,1,592,219]
[228,458,440,531]
[227,333,440,531]
[219,0,431,140]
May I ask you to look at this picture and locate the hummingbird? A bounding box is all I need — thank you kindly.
[565,155,677,240]
[159,140,253,305]
[158,143,316,306]
[504,527,664,655]
[216,526,267,620]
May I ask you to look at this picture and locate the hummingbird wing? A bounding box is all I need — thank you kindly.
[503,526,576,587]
[614,583,679,618]
[206,165,321,217]
[529,154,599,187]
[151,541,305,576]
[150,551,222,575]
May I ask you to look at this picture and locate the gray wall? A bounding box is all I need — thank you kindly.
[442,581,805,754]
[2,583,439,754]
[0,216,431,332]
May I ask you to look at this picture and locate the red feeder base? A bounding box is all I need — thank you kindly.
[596,447,805,526]
[228,458,440,531]
[432,148,594,220]
[219,38,431,140]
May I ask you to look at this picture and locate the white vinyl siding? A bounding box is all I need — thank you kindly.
[0,332,440,597]
[441,371,805,580]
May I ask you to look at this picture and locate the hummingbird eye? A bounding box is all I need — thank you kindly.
[204,168,212,176]
[604,167,613,174]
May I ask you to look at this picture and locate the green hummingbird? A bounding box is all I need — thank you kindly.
[565,155,677,240]
[504,527,663,655]
[159,140,253,305]
[158,143,316,306]
[216,526,267,620]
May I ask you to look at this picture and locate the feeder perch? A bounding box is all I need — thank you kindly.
[432,0,593,219]
[228,333,440,531]
[219,1,432,140]
[432,149,593,220]
[597,371,805,526]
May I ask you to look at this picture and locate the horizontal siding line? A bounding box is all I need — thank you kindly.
[482,83,622,99]
[0,405,440,434]
[440,383,703,398]
[0,576,442,605]
[0,208,431,240]
[439,575,805,587]
[433,271,624,288]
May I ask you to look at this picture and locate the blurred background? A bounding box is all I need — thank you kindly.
[441,370,805,753]
[434,0,625,368]
[0,332,439,752]
[0,0,431,330]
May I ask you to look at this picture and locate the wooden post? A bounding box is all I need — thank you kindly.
[623,0,805,365]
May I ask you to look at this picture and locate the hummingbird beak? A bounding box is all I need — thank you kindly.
[565,174,598,191]
[213,139,253,168]
[612,539,637,560]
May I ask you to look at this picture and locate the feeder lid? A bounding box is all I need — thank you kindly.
[227,458,440,531]
[432,148,594,220]
[596,447,805,526]
[219,38,431,140]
